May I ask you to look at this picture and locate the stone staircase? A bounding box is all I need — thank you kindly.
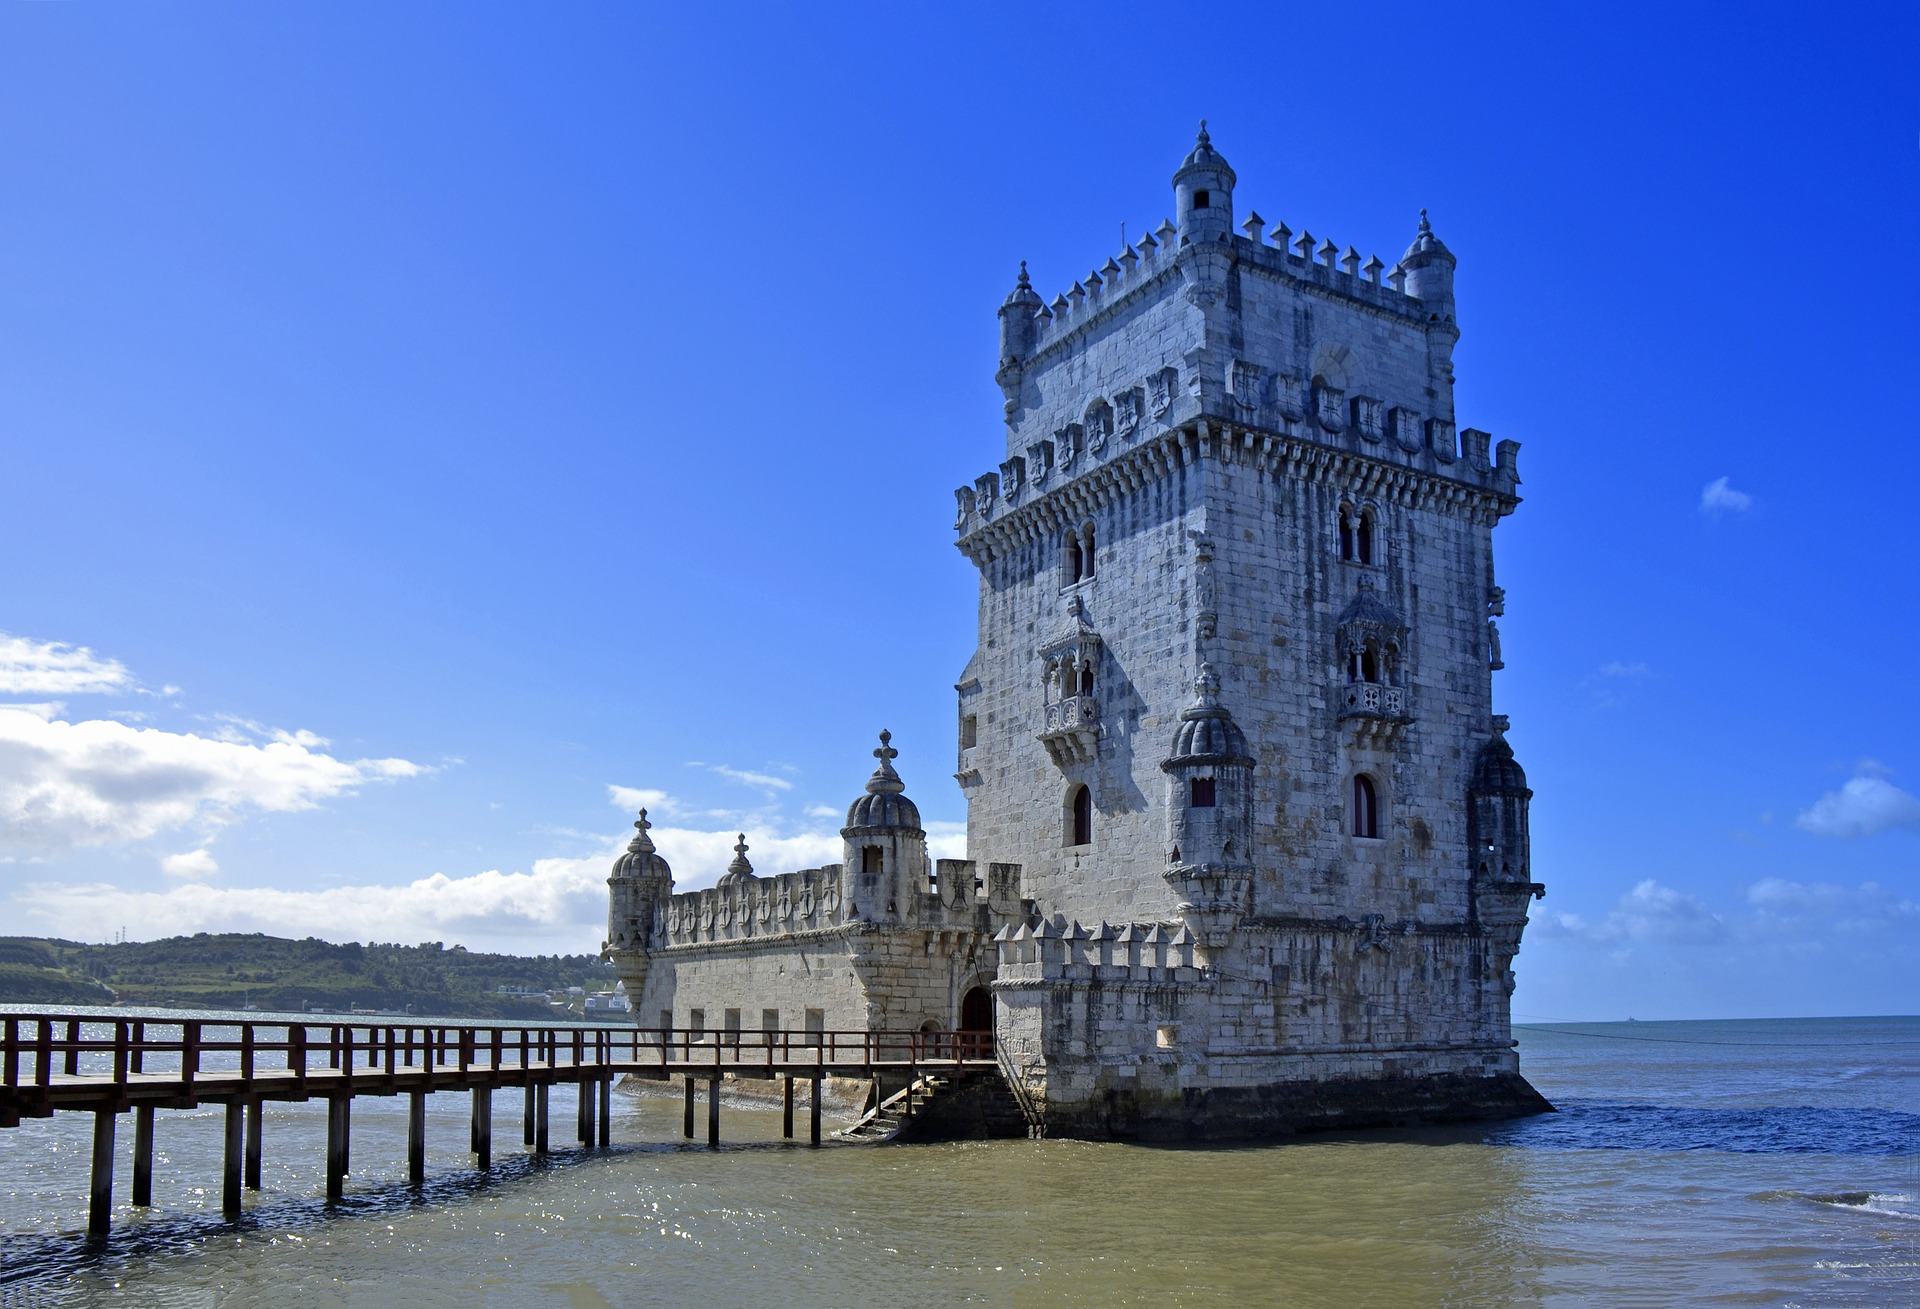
[840,1068,1029,1143]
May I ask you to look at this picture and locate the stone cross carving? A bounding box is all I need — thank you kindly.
[874,730,898,765]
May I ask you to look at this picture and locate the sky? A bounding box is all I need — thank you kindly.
[0,2,1915,1021]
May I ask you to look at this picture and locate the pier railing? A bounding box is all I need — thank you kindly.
[0,1013,997,1238]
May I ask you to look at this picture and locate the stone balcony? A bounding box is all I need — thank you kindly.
[1337,680,1408,745]
[1039,695,1100,766]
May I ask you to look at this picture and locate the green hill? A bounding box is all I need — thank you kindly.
[0,934,625,1021]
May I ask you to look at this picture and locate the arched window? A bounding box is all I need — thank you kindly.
[1081,523,1096,578]
[1351,775,1379,839]
[1360,644,1379,683]
[1078,660,1095,697]
[1357,509,1376,565]
[1069,784,1092,847]
[1067,537,1084,583]
[1338,507,1355,561]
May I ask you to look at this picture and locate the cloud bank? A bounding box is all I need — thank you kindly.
[0,633,134,696]
[0,701,422,855]
[1796,772,1920,840]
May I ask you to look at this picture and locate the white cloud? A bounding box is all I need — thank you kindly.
[1744,877,1918,932]
[1595,661,1652,681]
[607,784,671,814]
[1539,878,1725,947]
[706,764,794,793]
[1795,773,1920,839]
[10,853,617,955]
[0,705,424,855]
[1699,476,1753,516]
[0,634,133,696]
[160,848,220,879]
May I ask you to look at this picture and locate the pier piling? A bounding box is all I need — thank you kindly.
[523,1082,535,1147]
[810,1075,822,1146]
[244,1098,262,1190]
[597,1075,611,1148]
[326,1095,350,1202]
[132,1105,154,1207]
[407,1091,426,1185]
[706,1076,720,1147]
[472,1087,491,1169]
[222,1100,243,1218]
[783,1076,794,1139]
[534,1082,549,1155]
[683,1076,695,1139]
[88,1109,115,1239]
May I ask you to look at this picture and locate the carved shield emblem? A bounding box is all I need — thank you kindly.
[1315,382,1347,433]
[1148,367,1175,417]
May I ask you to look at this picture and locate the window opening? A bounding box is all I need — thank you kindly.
[1069,784,1092,847]
[689,1008,706,1037]
[1190,777,1217,808]
[1339,508,1355,561]
[1358,510,1375,565]
[1193,189,1211,209]
[1079,662,1095,696]
[862,845,883,874]
[960,713,977,748]
[1351,775,1379,839]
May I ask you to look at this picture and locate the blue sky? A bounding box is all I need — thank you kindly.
[1,3,1914,1020]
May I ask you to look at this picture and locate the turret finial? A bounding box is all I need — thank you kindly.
[626,808,656,856]
[1018,260,1029,286]
[864,729,905,795]
[1419,208,1431,232]
[1197,118,1209,144]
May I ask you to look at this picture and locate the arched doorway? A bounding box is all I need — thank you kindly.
[960,985,994,1057]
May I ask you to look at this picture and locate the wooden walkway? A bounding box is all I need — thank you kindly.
[0,1014,995,1239]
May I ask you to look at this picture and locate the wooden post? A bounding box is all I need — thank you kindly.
[244,1098,263,1190]
[706,1076,720,1148]
[473,1087,492,1170]
[683,1076,695,1139]
[222,1100,244,1219]
[598,1075,611,1149]
[523,1082,536,1147]
[64,1018,81,1077]
[810,1075,823,1146]
[534,1082,549,1155]
[408,1091,426,1185]
[326,1096,350,1202]
[132,1105,154,1207]
[783,1076,795,1139]
[576,1076,592,1147]
[89,1110,115,1239]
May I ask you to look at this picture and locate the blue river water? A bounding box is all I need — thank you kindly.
[0,1012,1913,1306]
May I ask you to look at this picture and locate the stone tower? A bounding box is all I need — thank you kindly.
[954,125,1548,1137]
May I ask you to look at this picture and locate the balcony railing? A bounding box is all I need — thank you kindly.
[1338,680,1405,719]
[1044,695,1099,733]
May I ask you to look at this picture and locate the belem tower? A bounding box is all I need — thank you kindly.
[606,125,1550,1139]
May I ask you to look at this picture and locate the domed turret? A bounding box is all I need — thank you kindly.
[1173,120,1236,247]
[1161,666,1255,947]
[607,809,674,955]
[1468,718,1534,890]
[997,261,1045,377]
[1400,209,1457,320]
[841,730,930,923]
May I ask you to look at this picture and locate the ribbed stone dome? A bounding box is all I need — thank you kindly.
[843,730,924,833]
[1471,731,1530,795]
[1164,665,1254,768]
[1400,210,1455,267]
[715,833,755,889]
[1174,120,1236,185]
[611,810,672,880]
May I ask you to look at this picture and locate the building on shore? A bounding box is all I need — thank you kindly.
[606,125,1548,1140]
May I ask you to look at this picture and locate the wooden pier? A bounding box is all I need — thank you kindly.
[0,1014,995,1239]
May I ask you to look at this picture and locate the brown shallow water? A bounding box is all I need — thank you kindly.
[0,1015,1914,1306]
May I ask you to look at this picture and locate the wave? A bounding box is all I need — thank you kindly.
[1481,1100,1920,1157]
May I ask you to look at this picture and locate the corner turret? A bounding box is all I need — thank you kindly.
[1173,120,1236,247]
[1161,664,1256,949]
[841,730,931,923]
[604,809,674,998]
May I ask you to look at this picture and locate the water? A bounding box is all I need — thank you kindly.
[0,1012,1914,1306]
